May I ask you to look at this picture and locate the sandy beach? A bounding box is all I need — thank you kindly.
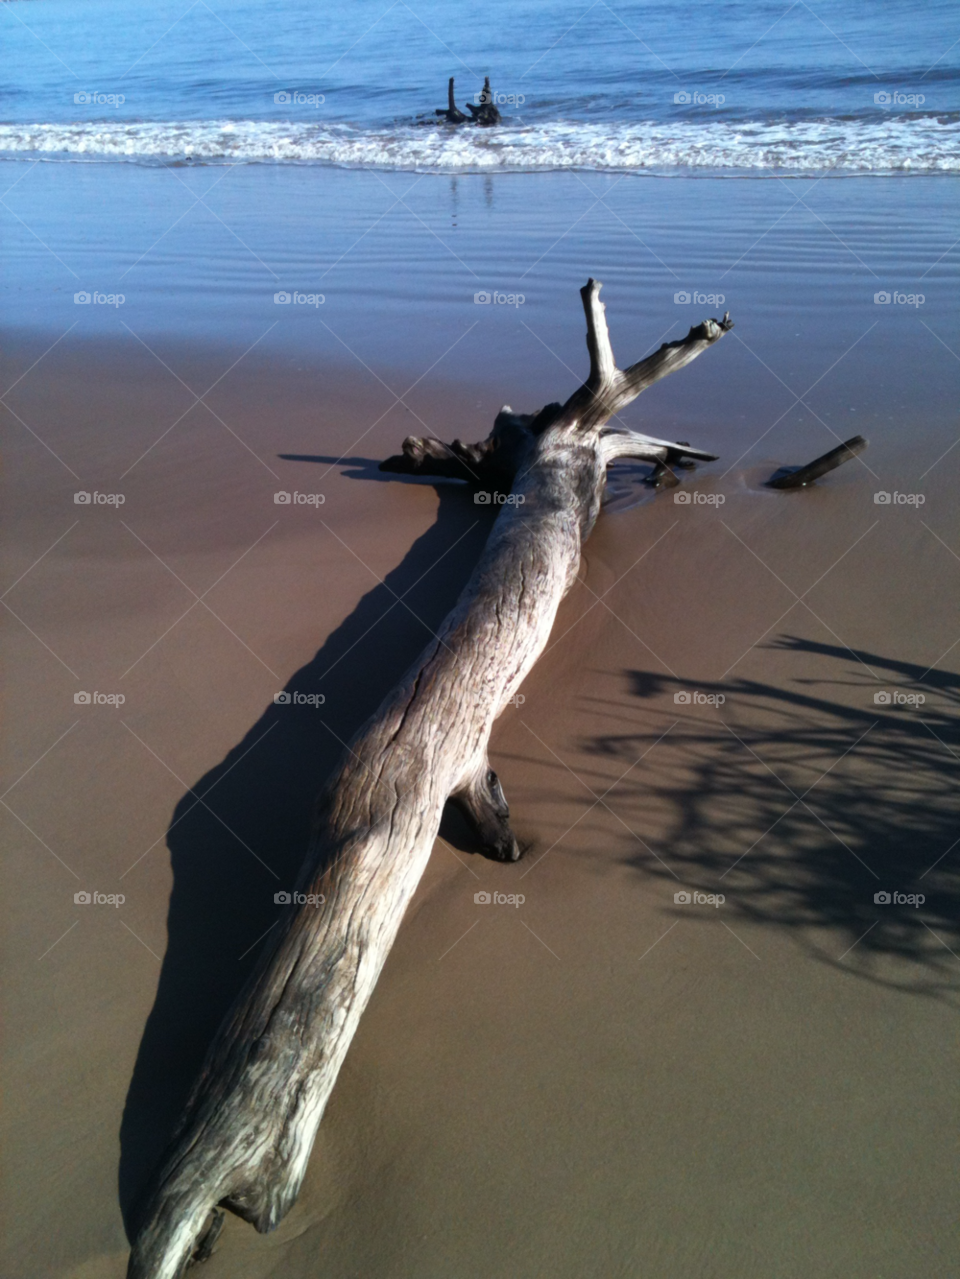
[3,0,960,1246]
[3,194,959,1279]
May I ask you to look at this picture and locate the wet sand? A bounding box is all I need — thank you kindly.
[2,307,959,1279]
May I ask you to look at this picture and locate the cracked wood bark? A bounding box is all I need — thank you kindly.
[127,281,732,1279]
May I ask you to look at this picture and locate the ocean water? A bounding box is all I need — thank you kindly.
[2,0,959,174]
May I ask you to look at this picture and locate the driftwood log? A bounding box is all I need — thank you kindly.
[127,281,732,1279]
[435,75,502,126]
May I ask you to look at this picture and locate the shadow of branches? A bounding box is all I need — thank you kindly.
[587,637,960,1001]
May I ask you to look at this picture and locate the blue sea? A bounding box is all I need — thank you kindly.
[3,0,959,174]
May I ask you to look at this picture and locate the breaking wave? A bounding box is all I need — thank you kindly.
[2,115,958,174]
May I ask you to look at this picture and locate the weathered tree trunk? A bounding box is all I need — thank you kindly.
[127,282,732,1279]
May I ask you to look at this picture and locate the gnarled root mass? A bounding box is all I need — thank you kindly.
[127,282,731,1279]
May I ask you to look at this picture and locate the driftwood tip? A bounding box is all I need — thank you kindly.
[766,435,868,490]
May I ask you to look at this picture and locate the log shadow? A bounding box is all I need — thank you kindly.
[118,468,492,1233]
[585,637,960,1001]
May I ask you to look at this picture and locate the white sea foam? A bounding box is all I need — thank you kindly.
[1,117,957,173]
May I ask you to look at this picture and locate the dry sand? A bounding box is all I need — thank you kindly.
[2,332,958,1279]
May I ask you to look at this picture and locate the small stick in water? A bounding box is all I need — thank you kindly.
[767,435,868,490]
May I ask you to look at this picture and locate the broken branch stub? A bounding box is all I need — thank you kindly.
[766,435,868,489]
[126,281,731,1279]
[435,75,468,124]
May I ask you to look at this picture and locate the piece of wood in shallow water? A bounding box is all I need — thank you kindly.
[434,75,501,126]
[465,77,502,127]
[767,435,867,489]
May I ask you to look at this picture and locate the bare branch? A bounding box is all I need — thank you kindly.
[581,277,618,393]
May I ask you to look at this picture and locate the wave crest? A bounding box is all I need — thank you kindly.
[1,117,957,173]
